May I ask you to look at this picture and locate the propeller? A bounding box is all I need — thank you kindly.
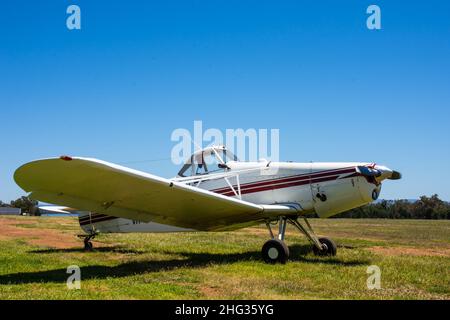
[357,165,402,181]
[388,170,402,180]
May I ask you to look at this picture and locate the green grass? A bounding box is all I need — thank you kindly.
[0,216,449,300]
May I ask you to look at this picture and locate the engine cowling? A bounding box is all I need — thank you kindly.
[312,176,381,218]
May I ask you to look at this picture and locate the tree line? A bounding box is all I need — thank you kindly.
[334,194,449,220]
[0,196,38,215]
[1,194,449,219]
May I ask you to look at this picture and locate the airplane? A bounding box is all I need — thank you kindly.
[14,145,401,264]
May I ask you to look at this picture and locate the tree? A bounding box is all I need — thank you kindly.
[10,196,39,215]
[1,201,9,207]
[413,194,449,220]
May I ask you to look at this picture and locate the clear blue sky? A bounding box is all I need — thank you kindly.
[1,1,449,202]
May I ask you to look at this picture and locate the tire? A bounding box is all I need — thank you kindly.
[84,240,93,251]
[262,239,290,264]
[312,237,337,256]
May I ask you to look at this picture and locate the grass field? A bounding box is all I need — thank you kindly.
[0,216,449,300]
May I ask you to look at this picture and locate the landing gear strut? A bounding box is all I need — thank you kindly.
[261,216,337,264]
[288,217,337,257]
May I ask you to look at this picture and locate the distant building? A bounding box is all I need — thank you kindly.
[0,207,22,215]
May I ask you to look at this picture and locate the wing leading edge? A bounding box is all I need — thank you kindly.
[14,157,298,231]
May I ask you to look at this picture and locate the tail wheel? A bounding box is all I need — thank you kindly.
[262,239,290,264]
[312,237,337,256]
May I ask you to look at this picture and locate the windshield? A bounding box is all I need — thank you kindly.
[177,147,238,177]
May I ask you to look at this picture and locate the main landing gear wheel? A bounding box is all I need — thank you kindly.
[262,239,290,264]
[82,234,96,251]
[84,238,93,251]
[312,237,337,257]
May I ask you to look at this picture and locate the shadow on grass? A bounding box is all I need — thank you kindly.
[31,246,145,255]
[2,245,370,285]
[288,245,368,266]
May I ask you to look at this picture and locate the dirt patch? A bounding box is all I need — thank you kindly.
[238,228,268,237]
[238,227,301,238]
[198,285,222,299]
[368,246,450,257]
[0,217,81,249]
[379,285,450,300]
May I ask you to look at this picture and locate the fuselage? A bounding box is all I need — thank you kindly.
[178,161,382,218]
[76,161,387,235]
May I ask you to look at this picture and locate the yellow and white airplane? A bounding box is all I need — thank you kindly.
[14,145,401,264]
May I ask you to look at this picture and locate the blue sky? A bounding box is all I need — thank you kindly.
[1,1,449,202]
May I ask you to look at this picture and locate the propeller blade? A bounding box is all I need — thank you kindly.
[389,170,402,180]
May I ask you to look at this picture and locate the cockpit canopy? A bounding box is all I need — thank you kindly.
[177,145,238,177]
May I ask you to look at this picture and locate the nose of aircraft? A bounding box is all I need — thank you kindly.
[374,165,402,181]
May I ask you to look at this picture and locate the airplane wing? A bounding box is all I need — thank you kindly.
[14,157,298,231]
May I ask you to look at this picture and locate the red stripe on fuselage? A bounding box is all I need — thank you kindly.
[219,174,342,197]
[79,213,109,222]
[212,167,356,195]
[79,214,118,226]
